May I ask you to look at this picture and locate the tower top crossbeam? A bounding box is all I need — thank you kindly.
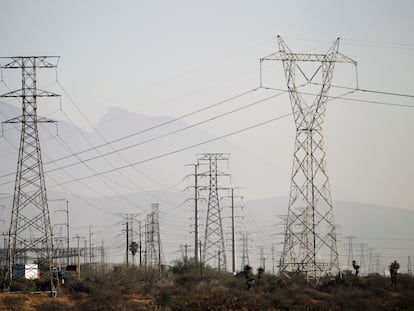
[260,36,356,65]
[0,56,59,68]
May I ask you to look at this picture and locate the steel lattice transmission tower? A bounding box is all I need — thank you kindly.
[1,57,60,294]
[261,37,357,284]
[240,232,250,270]
[145,203,162,271]
[198,153,229,271]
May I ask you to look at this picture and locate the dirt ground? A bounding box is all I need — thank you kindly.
[0,292,153,310]
[0,292,75,310]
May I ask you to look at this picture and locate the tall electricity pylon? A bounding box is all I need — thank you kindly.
[198,153,229,271]
[261,37,356,285]
[1,57,60,294]
[145,203,162,271]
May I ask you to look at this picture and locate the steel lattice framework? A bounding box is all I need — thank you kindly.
[261,37,356,284]
[1,56,60,294]
[198,153,228,271]
[145,203,162,270]
[240,232,249,270]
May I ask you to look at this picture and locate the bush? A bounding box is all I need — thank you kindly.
[10,279,37,292]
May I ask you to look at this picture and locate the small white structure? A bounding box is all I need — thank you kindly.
[13,264,40,280]
[25,264,39,280]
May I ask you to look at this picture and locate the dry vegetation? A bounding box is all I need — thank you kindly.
[1,260,413,310]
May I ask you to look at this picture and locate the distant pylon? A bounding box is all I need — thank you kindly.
[368,249,374,274]
[345,236,355,270]
[145,203,162,271]
[261,37,357,285]
[240,232,250,270]
[1,56,60,295]
[198,153,229,271]
[359,244,366,276]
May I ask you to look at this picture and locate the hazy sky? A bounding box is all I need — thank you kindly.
[1,0,414,211]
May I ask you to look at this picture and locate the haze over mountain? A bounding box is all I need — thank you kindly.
[0,102,412,273]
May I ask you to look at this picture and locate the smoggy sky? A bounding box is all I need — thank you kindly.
[1,0,413,210]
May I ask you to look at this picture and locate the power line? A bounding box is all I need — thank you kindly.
[56,81,184,204]
[47,111,293,189]
[41,90,288,175]
[2,83,412,185]
[1,79,189,207]
[0,84,411,190]
[0,92,143,216]
[261,86,414,109]
[310,82,414,99]
[53,83,258,163]
[341,38,414,50]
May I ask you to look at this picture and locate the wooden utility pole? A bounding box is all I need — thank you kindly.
[126,221,129,266]
[199,241,203,276]
[231,188,235,275]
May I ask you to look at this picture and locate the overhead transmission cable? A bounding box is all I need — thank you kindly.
[0,84,412,188]
[56,81,261,206]
[260,86,414,109]
[53,84,259,163]
[39,110,291,189]
[0,80,136,215]
[42,88,360,191]
[56,81,183,203]
[309,82,414,99]
[341,38,414,50]
[43,88,292,174]
[0,86,414,188]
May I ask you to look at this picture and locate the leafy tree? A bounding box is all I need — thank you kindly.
[243,265,254,290]
[257,267,265,279]
[129,241,138,257]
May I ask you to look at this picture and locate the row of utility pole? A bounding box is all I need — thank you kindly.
[121,204,163,270]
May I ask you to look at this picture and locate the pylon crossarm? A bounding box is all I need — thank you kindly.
[0,88,60,98]
[0,56,59,69]
[262,51,356,64]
